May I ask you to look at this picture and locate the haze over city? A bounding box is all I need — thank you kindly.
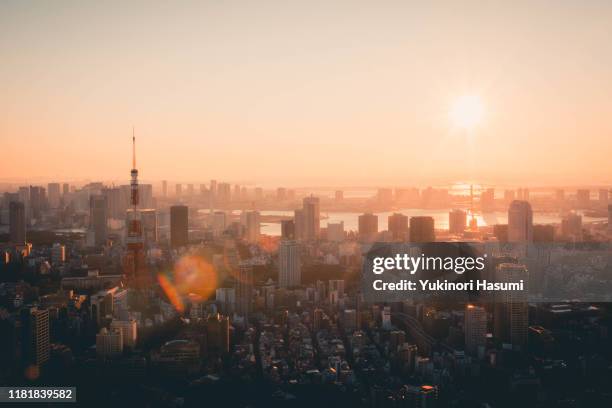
[2,1,612,186]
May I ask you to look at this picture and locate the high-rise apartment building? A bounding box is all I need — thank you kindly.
[279,240,300,288]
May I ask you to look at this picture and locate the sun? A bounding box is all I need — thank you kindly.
[449,95,485,130]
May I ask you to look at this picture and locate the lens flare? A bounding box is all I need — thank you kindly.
[158,255,218,312]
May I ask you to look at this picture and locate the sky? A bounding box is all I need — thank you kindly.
[1,1,611,187]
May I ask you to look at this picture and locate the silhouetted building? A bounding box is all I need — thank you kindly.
[9,201,26,244]
[302,196,320,240]
[236,262,253,319]
[494,263,529,350]
[508,200,533,243]
[21,306,50,367]
[279,240,300,288]
[89,195,108,246]
[449,209,467,234]
[359,213,378,242]
[281,219,295,240]
[465,304,486,355]
[410,216,435,243]
[388,213,408,241]
[170,205,189,248]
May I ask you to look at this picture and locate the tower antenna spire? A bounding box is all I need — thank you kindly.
[132,126,136,169]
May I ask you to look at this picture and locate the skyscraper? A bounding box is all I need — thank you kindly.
[9,201,26,244]
[244,211,260,244]
[236,262,253,319]
[302,196,320,240]
[47,183,61,209]
[507,200,533,243]
[293,209,305,240]
[29,186,45,220]
[20,306,50,367]
[89,195,108,246]
[358,213,378,242]
[162,180,168,197]
[448,209,467,234]
[170,205,189,248]
[281,219,295,240]
[494,263,529,350]
[388,213,408,241]
[465,304,487,356]
[175,183,182,197]
[409,216,435,243]
[279,240,300,288]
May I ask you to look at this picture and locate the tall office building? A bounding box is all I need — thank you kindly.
[465,304,487,356]
[281,219,295,240]
[170,205,189,248]
[388,213,408,241]
[175,183,182,198]
[162,180,168,197]
[335,190,344,202]
[20,307,50,367]
[47,183,61,209]
[9,201,26,244]
[494,263,529,350]
[276,187,287,201]
[302,196,320,240]
[279,240,301,288]
[244,211,260,244]
[211,211,226,236]
[508,200,533,243]
[236,262,253,319]
[62,183,70,196]
[358,213,378,242]
[449,209,467,234]
[409,216,435,243]
[89,195,108,246]
[294,209,304,240]
[29,186,46,219]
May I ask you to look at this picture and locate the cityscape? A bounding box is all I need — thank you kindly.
[2,1,612,407]
[1,141,612,406]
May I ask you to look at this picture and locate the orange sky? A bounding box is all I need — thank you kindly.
[1,1,611,187]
